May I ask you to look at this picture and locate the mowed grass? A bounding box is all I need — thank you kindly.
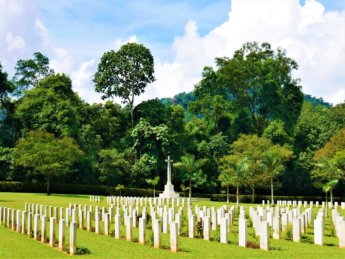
[0,192,345,258]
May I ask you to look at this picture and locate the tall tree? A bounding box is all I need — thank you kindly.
[94,43,155,127]
[194,42,303,134]
[13,52,54,94]
[14,130,83,195]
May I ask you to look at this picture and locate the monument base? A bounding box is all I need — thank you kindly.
[159,183,180,199]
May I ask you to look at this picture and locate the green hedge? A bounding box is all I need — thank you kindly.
[0,181,344,203]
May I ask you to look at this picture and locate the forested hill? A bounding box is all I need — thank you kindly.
[160,92,332,110]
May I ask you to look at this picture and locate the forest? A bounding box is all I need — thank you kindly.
[0,42,344,200]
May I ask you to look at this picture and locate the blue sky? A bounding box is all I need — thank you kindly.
[1,0,344,104]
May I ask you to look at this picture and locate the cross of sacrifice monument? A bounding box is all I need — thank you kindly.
[159,156,179,198]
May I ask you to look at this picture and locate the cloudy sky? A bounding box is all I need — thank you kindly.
[1,0,344,105]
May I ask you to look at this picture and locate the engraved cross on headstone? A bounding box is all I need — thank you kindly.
[165,156,173,185]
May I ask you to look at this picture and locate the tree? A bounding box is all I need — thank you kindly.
[15,74,82,138]
[13,52,54,94]
[194,42,303,134]
[131,153,157,187]
[263,119,292,145]
[0,147,14,180]
[218,156,249,205]
[13,131,83,195]
[94,43,155,127]
[174,154,207,204]
[145,176,160,198]
[311,158,340,203]
[261,144,293,204]
[97,149,129,186]
[0,63,17,147]
[230,134,271,203]
[131,119,170,157]
[315,128,345,159]
[0,63,15,104]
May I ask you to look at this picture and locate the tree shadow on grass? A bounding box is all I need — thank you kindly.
[0,199,13,202]
[32,193,88,198]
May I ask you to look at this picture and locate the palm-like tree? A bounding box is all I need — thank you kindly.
[174,154,206,204]
[145,176,160,198]
[219,156,249,207]
[261,145,292,204]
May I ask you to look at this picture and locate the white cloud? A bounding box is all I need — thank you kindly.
[148,0,345,104]
[6,32,26,53]
[70,60,103,104]
[114,35,138,50]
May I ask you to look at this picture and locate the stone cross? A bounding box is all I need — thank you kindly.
[165,156,173,185]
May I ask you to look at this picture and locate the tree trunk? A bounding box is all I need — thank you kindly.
[226,185,229,204]
[46,175,50,196]
[330,188,333,204]
[251,187,255,204]
[271,177,274,205]
[189,179,192,205]
[236,184,239,207]
[130,105,134,128]
[325,191,328,217]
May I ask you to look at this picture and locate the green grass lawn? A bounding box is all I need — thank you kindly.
[0,192,345,258]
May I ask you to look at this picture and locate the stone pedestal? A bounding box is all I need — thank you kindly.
[159,184,179,199]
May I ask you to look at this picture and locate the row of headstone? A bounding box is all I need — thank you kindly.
[0,206,78,255]
[90,196,101,203]
[272,200,345,210]
[331,209,345,247]
[255,203,345,248]
[106,196,187,208]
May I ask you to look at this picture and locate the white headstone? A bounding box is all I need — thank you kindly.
[50,217,56,247]
[314,218,323,245]
[139,217,146,245]
[59,219,65,251]
[239,218,247,247]
[260,221,269,251]
[170,222,178,252]
[69,222,77,255]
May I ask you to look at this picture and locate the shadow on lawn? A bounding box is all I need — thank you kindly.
[0,199,13,202]
[32,193,88,198]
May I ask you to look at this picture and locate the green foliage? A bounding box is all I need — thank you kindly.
[13,130,83,194]
[0,146,14,180]
[15,74,82,138]
[145,175,160,197]
[94,42,155,126]
[0,63,15,103]
[131,119,170,157]
[115,184,125,195]
[97,149,129,186]
[174,154,207,201]
[263,119,292,145]
[13,52,54,94]
[131,154,158,187]
[195,42,303,134]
